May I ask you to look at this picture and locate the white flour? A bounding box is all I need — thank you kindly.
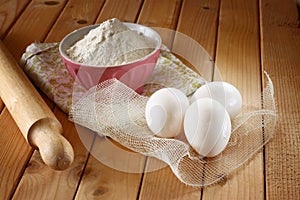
[66,18,156,66]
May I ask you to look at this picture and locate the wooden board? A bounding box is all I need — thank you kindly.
[11,0,105,199]
[3,0,68,59]
[74,0,145,199]
[0,1,67,199]
[1,0,299,199]
[46,0,106,42]
[202,0,264,199]
[0,101,3,112]
[136,0,210,199]
[0,0,30,38]
[96,0,143,23]
[174,0,220,82]
[0,0,31,112]
[0,108,33,200]
[138,0,181,28]
[75,136,146,200]
[12,109,94,200]
[260,0,300,199]
[138,0,182,47]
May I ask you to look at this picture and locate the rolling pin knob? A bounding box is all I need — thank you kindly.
[0,40,74,170]
[28,118,74,170]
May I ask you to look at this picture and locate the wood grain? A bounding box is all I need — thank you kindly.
[0,40,73,170]
[0,108,33,200]
[12,0,105,199]
[0,101,3,112]
[75,136,145,200]
[96,0,143,23]
[0,0,30,38]
[74,0,145,199]
[0,0,298,199]
[138,0,181,28]
[260,0,300,199]
[0,0,30,112]
[12,109,94,200]
[0,1,68,199]
[138,0,222,199]
[140,159,201,200]
[3,0,67,59]
[174,0,220,81]
[46,0,106,42]
[136,0,210,199]
[176,0,219,57]
[203,0,264,199]
[138,0,182,47]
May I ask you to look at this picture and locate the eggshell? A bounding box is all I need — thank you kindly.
[184,98,231,157]
[145,88,189,138]
[190,81,242,118]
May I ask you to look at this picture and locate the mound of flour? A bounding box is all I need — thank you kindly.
[66,18,156,66]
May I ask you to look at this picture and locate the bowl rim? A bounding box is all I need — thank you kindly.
[59,22,162,68]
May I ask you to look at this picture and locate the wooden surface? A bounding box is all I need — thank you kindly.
[0,0,299,199]
[0,40,74,170]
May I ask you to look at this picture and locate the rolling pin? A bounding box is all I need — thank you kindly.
[0,41,74,170]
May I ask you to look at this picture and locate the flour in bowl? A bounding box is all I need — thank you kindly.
[66,18,157,66]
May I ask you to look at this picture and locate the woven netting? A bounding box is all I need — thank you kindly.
[70,72,277,187]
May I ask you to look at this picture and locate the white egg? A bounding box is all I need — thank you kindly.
[184,98,231,157]
[145,88,189,138]
[190,81,242,118]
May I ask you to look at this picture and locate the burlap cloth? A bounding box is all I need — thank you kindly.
[21,43,277,187]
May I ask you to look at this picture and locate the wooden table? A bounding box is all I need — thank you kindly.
[0,0,299,199]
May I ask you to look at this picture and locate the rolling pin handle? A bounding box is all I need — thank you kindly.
[28,118,74,170]
[0,40,74,170]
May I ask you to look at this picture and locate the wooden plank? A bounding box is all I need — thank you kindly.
[138,0,182,47]
[0,108,33,200]
[11,0,106,199]
[75,136,146,200]
[12,109,95,200]
[0,0,30,38]
[136,0,215,199]
[96,0,143,23]
[0,101,3,112]
[140,159,202,200]
[173,0,220,81]
[0,0,31,112]
[260,0,300,199]
[0,1,68,199]
[202,0,264,199]
[175,0,220,58]
[3,0,67,59]
[138,0,220,199]
[46,0,106,42]
[74,0,145,199]
[138,0,181,28]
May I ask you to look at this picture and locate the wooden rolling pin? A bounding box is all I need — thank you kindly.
[0,41,74,170]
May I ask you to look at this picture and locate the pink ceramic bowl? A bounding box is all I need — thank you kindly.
[59,23,161,93]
